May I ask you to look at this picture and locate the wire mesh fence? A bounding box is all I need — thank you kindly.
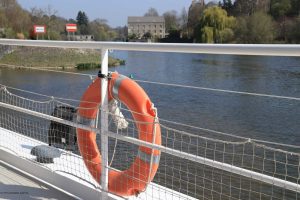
[0,84,299,200]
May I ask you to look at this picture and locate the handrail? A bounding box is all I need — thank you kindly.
[0,39,300,56]
[0,101,299,193]
[1,83,299,149]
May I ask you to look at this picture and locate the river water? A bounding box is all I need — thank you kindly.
[0,51,300,199]
[0,51,299,145]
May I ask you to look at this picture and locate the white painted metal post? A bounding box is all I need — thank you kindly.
[100,48,109,200]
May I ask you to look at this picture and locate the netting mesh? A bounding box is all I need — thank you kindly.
[156,124,300,200]
[0,85,299,200]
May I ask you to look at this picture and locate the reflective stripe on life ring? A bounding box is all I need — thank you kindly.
[76,72,161,197]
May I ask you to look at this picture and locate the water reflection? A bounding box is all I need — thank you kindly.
[0,52,299,146]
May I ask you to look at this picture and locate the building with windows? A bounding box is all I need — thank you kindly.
[127,16,165,39]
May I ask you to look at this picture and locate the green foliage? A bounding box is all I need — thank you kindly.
[163,10,179,32]
[270,0,291,19]
[3,28,16,39]
[179,7,188,33]
[144,8,159,17]
[0,1,31,37]
[128,33,138,40]
[286,17,300,43]
[235,12,274,43]
[47,31,61,40]
[168,28,181,39]
[108,57,126,66]
[76,11,89,26]
[197,6,235,43]
[201,26,214,43]
[187,1,205,38]
[0,47,125,69]
[0,2,118,41]
[0,10,8,27]
[221,0,234,15]
[233,0,270,16]
[288,0,300,16]
[76,11,90,34]
[219,28,234,42]
[89,18,116,41]
[233,0,259,16]
[143,31,152,39]
[162,8,190,38]
[76,62,100,70]
[0,0,299,44]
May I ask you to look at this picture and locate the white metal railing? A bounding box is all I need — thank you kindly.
[1,97,300,194]
[0,39,299,199]
[100,48,109,199]
[0,39,300,56]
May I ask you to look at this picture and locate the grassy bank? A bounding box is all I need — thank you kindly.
[0,47,125,69]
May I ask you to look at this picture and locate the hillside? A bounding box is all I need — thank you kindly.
[0,46,125,69]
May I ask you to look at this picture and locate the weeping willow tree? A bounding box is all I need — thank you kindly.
[196,6,236,43]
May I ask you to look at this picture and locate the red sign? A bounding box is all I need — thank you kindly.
[66,24,77,32]
[34,25,46,34]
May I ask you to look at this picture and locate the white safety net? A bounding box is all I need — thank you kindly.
[0,84,299,200]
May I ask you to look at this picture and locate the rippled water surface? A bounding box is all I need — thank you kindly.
[1,51,300,199]
[1,51,299,145]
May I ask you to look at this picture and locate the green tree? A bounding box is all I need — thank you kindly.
[1,0,31,38]
[30,6,62,40]
[76,11,90,34]
[90,18,117,41]
[206,1,218,7]
[144,8,159,17]
[270,0,291,41]
[143,31,152,39]
[114,26,127,41]
[270,0,291,19]
[187,0,205,38]
[179,7,188,37]
[128,33,138,40]
[163,10,179,33]
[220,0,234,15]
[76,11,83,25]
[197,6,235,43]
[234,12,274,43]
[286,16,300,43]
[0,10,8,28]
[233,0,270,16]
[201,26,214,42]
[3,27,15,38]
[44,5,58,40]
[0,0,18,9]
[233,0,257,16]
[288,0,300,16]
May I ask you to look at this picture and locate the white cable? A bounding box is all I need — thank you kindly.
[159,118,300,149]
[1,64,299,101]
[135,79,300,101]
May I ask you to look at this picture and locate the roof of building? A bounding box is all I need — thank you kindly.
[128,16,165,23]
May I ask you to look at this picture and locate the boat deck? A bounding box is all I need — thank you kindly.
[0,127,197,200]
[0,162,74,200]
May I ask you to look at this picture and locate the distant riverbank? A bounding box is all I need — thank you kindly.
[0,46,125,70]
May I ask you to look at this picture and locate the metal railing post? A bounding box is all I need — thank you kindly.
[100,48,109,199]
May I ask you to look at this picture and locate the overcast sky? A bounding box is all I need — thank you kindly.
[17,0,211,27]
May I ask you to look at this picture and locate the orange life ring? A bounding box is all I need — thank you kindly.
[77,72,161,196]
